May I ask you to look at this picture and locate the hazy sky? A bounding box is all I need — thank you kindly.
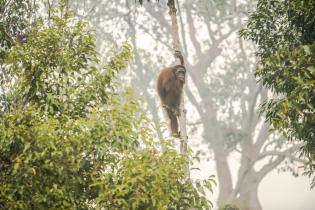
[260,171,315,210]
[190,150,315,210]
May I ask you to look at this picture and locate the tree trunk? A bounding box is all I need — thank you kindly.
[167,0,189,176]
[214,148,234,207]
[237,173,262,210]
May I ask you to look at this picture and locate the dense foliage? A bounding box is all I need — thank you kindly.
[241,0,315,187]
[0,6,214,210]
[0,0,35,60]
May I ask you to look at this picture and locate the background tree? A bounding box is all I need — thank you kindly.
[0,4,215,209]
[70,0,306,209]
[241,0,315,188]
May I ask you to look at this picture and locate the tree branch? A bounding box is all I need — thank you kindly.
[185,6,202,55]
[167,0,189,177]
[185,86,204,118]
[176,0,188,54]
[134,22,172,51]
[254,122,270,150]
[256,155,286,180]
[242,85,262,133]
[258,143,304,161]
[145,4,172,35]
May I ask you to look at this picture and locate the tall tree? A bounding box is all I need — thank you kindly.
[241,0,315,188]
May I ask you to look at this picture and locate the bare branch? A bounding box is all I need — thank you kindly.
[258,143,304,161]
[176,0,188,54]
[242,85,262,132]
[185,86,204,118]
[185,6,202,55]
[145,5,172,35]
[254,122,271,152]
[191,20,241,77]
[134,22,173,51]
[204,2,216,43]
[256,155,286,180]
